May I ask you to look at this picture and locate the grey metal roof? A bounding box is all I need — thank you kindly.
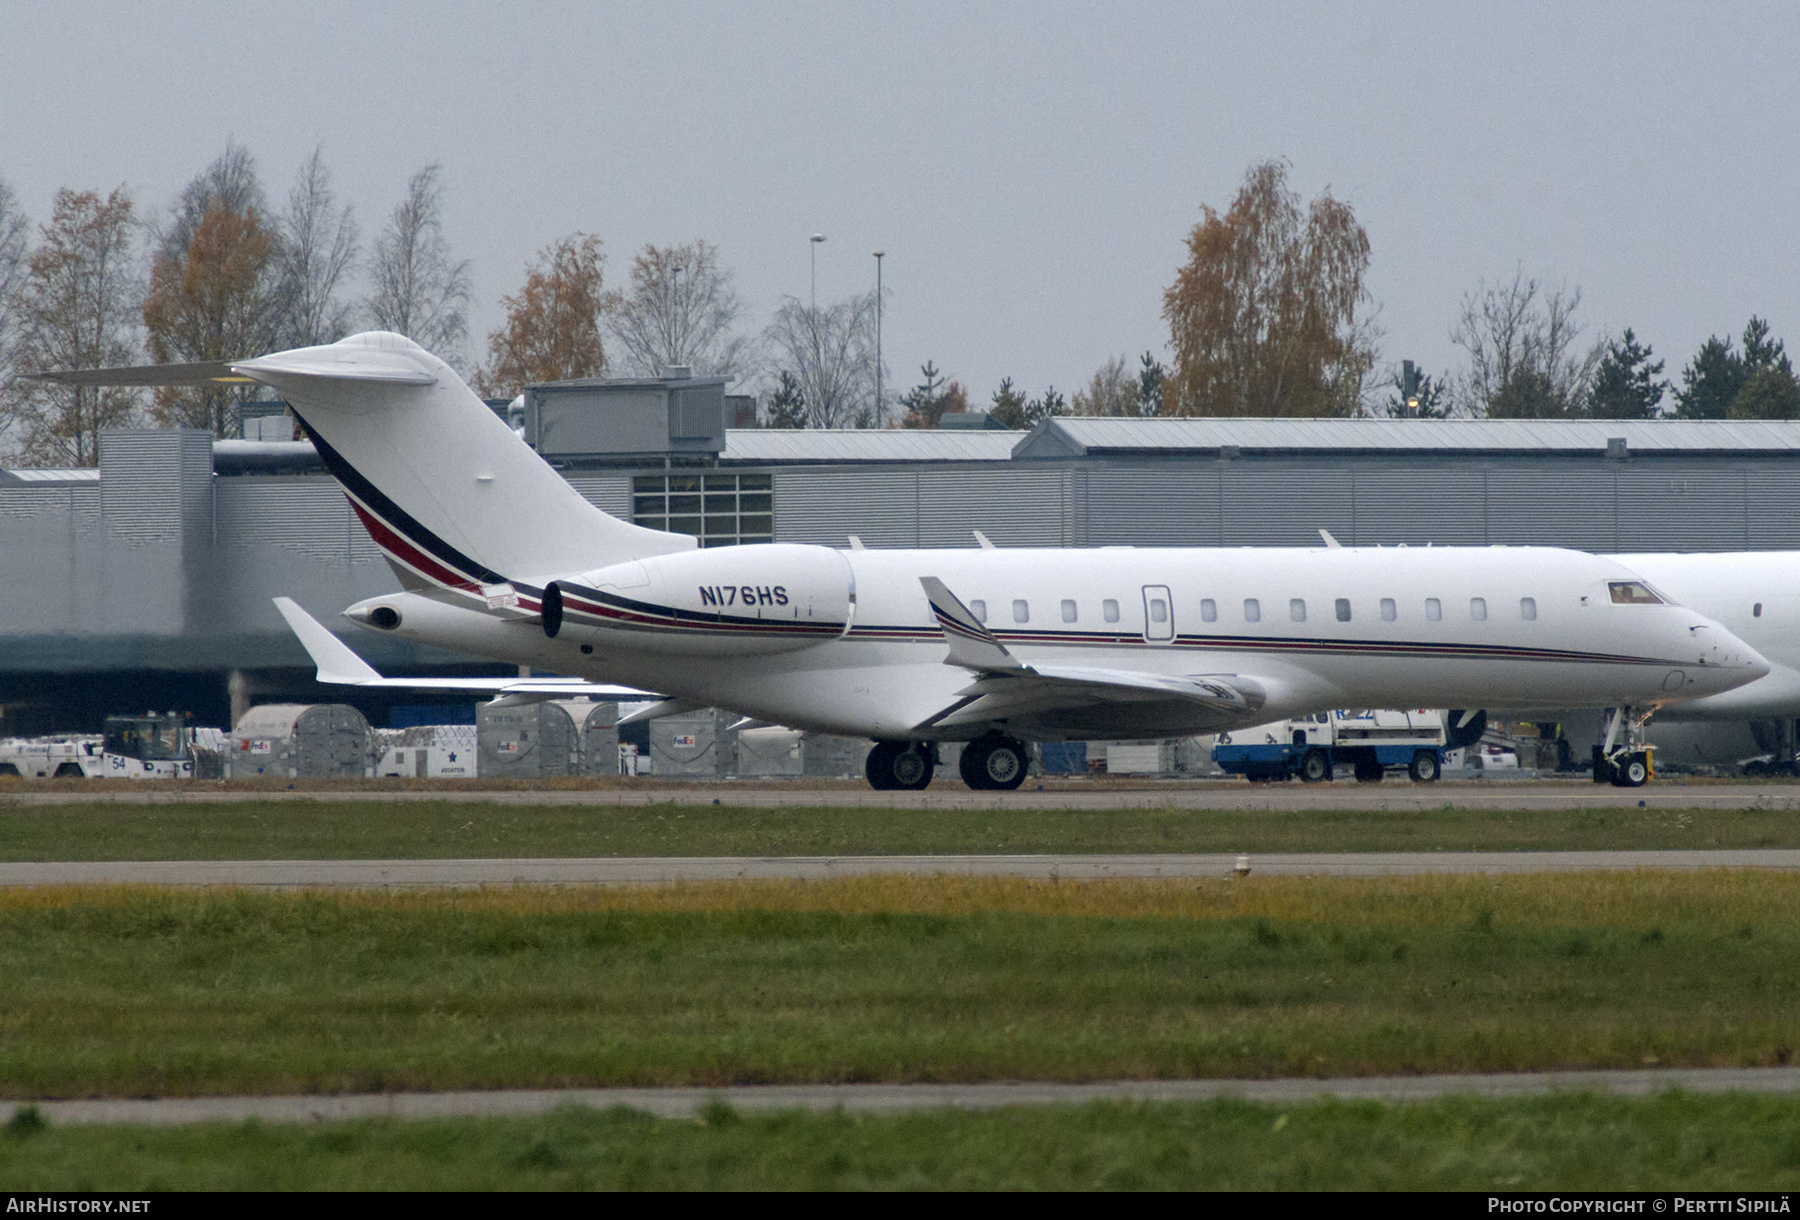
[719,428,1026,464]
[0,467,101,485]
[1014,416,1800,458]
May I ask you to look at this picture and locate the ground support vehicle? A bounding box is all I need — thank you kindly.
[0,714,218,779]
[0,736,104,778]
[1212,709,1457,783]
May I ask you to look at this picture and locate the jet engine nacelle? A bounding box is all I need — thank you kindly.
[543,542,855,657]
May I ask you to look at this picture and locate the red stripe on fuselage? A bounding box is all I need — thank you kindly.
[348,498,480,591]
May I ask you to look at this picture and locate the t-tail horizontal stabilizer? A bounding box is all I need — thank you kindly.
[272,597,655,699]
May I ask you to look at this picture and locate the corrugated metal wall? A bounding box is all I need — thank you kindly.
[771,466,1066,548]
[1057,457,1800,551]
[562,473,632,518]
[215,476,385,565]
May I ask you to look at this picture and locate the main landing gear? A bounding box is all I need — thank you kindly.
[959,733,1030,791]
[1591,705,1654,788]
[864,734,1033,791]
[865,740,937,791]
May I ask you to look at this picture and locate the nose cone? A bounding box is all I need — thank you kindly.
[1682,614,1770,697]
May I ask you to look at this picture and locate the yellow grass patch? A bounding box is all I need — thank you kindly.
[3,869,1797,929]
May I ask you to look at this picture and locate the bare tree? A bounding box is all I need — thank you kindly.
[606,240,749,379]
[365,165,471,367]
[1071,355,1143,416]
[11,188,142,465]
[476,233,607,397]
[157,140,268,272]
[0,176,32,447]
[1451,267,1603,418]
[763,293,879,428]
[276,148,359,347]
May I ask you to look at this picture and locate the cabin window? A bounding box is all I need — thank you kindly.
[1103,599,1120,623]
[1244,598,1261,623]
[1608,581,1664,605]
[1061,599,1078,623]
[1425,598,1442,622]
[1290,598,1306,622]
[1755,602,1764,617]
[1470,597,1487,621]
[1200,598,1217,623]
[1520,597,1537,621]
[970,600,987,623]
[1335,598,1351,622]
[1380,598,1397,622]
[1148,598,1168,623]
[1012,599,1030,623]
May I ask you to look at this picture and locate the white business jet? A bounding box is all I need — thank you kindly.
[45,333,1770,790]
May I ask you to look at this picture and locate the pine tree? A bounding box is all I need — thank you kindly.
[1587,329,1667,419]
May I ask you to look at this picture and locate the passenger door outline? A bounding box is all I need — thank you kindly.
[1142,584,1174,642]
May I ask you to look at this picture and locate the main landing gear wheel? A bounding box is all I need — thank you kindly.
[1408,750,1441,783]
[866,740,935,791]
[960,734,1029,791]
[1298,749,1331,783]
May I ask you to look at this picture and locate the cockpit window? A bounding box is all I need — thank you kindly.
[1608,581,1664,605]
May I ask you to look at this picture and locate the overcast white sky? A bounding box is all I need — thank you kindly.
[4,1,1798,406]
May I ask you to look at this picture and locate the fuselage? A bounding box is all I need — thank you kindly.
[352,542,1766,741]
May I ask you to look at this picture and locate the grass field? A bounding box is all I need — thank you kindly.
[7,1092,1800,1190]
[4,873,1800,1098]
[0,798,1796,859]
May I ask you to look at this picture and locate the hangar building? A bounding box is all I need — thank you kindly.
[3,369,1798,732]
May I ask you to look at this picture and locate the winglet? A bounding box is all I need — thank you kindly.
[273,597,382,685]
[1319,528,1342,548]
[919,577,1028,673]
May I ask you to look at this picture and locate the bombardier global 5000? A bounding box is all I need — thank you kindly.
[49,332,1770,790]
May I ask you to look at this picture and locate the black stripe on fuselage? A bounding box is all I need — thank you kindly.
[558,582,845,636]
[292,407,512,590]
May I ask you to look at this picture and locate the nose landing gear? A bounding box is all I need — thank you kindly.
[1592,706,1655,788]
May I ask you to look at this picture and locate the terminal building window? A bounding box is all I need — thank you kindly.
[632,473,773,547]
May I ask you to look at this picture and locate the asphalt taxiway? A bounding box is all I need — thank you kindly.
[4,779,1800,811]
[11,1068,1800,1127]
[3,849,1799,887]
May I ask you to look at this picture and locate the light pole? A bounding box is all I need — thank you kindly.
[809,234,825,311]
[873,250,884,422]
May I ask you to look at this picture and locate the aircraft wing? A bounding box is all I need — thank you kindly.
[273,597,654,699]
[914,578,1266,731]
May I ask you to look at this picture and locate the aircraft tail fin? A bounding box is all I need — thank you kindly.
[233,332,692,593]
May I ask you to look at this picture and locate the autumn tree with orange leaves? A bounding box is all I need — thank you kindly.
[476,234,608,398]
[142,203,280,435]
[1162,159,1374,417]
